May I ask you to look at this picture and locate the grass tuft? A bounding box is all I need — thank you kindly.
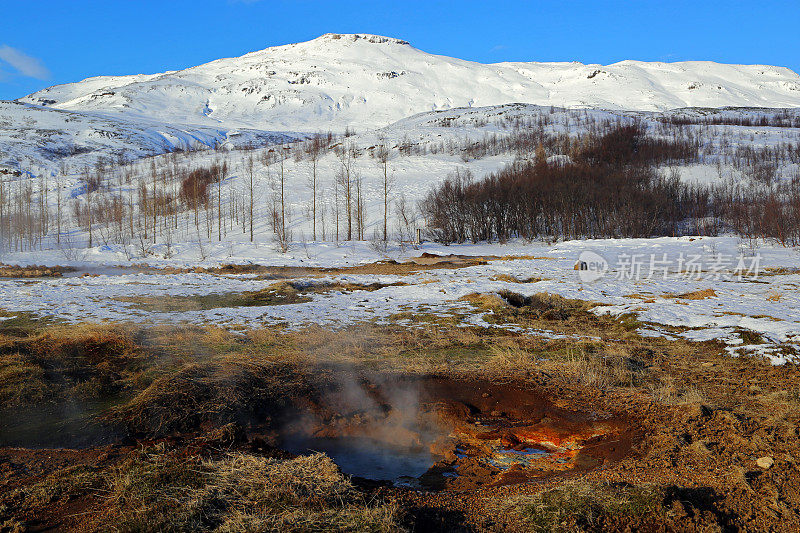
[99,447,403,532]
[506,481,664,532]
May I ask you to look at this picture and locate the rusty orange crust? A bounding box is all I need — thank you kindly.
[476,422,613,450]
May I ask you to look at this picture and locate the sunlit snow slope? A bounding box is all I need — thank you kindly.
[20,33,800,133]
[0,101,295,171]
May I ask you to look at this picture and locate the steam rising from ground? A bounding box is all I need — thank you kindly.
[281,371,450,482]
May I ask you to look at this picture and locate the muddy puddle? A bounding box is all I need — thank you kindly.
[275,375,638,491]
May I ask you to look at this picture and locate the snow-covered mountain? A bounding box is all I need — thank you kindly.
[3,33,800,173]
[19,33,800,133]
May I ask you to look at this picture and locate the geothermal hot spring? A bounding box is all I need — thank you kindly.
[276,375,636,491]
[0,369,636,491]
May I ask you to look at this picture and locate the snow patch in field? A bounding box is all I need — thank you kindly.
[1,236,799,365]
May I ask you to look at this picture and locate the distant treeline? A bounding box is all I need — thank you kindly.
[660,110,800,129]
[421,124,703,242]
[713,177,800,246]
[421,124,800,245]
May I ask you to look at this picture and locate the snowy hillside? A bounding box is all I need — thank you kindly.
[0,101,297,173]
[7,102,795,257]
[20,33,800,133]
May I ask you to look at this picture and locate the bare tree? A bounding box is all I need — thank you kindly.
[333,175,340,243]
[395,192,416,245]
[214,159,226,242]
[334,141,357,240]
[305,135,324,241]
[354,171,365,240]
[150,159,157,243]
[84,167,95,248]
[375,138,393,241]
[279,146,289,241]
[55,163,66,245]
[245,154,255,242]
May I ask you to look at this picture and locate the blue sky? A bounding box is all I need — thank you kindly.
[1,0,798,100]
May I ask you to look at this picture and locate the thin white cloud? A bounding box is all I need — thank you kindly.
[0,45,50,80]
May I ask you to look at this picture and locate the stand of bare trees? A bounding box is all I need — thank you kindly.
[422,125,703,242]
[3,108,800,258]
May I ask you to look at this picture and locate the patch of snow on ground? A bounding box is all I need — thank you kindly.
[1,236,798,365]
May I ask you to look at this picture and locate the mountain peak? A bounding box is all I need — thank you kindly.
[311,33,411,46]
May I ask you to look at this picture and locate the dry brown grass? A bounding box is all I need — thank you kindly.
[623,293,657,303]
[3,294,800,533]
[490,273,521,283]
[489,340,646,388]
[109,359,300,437]
[247,322,491,374]
[0,353,54,407]
[759,267,800,276]
[200,255,489,278]
[104,321,495,437]
[0,291,767,444]
[0,264,75,278]
[0,324,142,408]
[99,289,740,437]
[503,481,664,532]
[97,446,403,532]
[0,310,60,337]
[670,288,718,300]
[488,274,547,283]
[460,290,642,337]
[1,464,102,512]
[649,376,709,406]
[459,292,510,310]
[748,388,800,423]
[462,290,589,314]
[490,255,556,261]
